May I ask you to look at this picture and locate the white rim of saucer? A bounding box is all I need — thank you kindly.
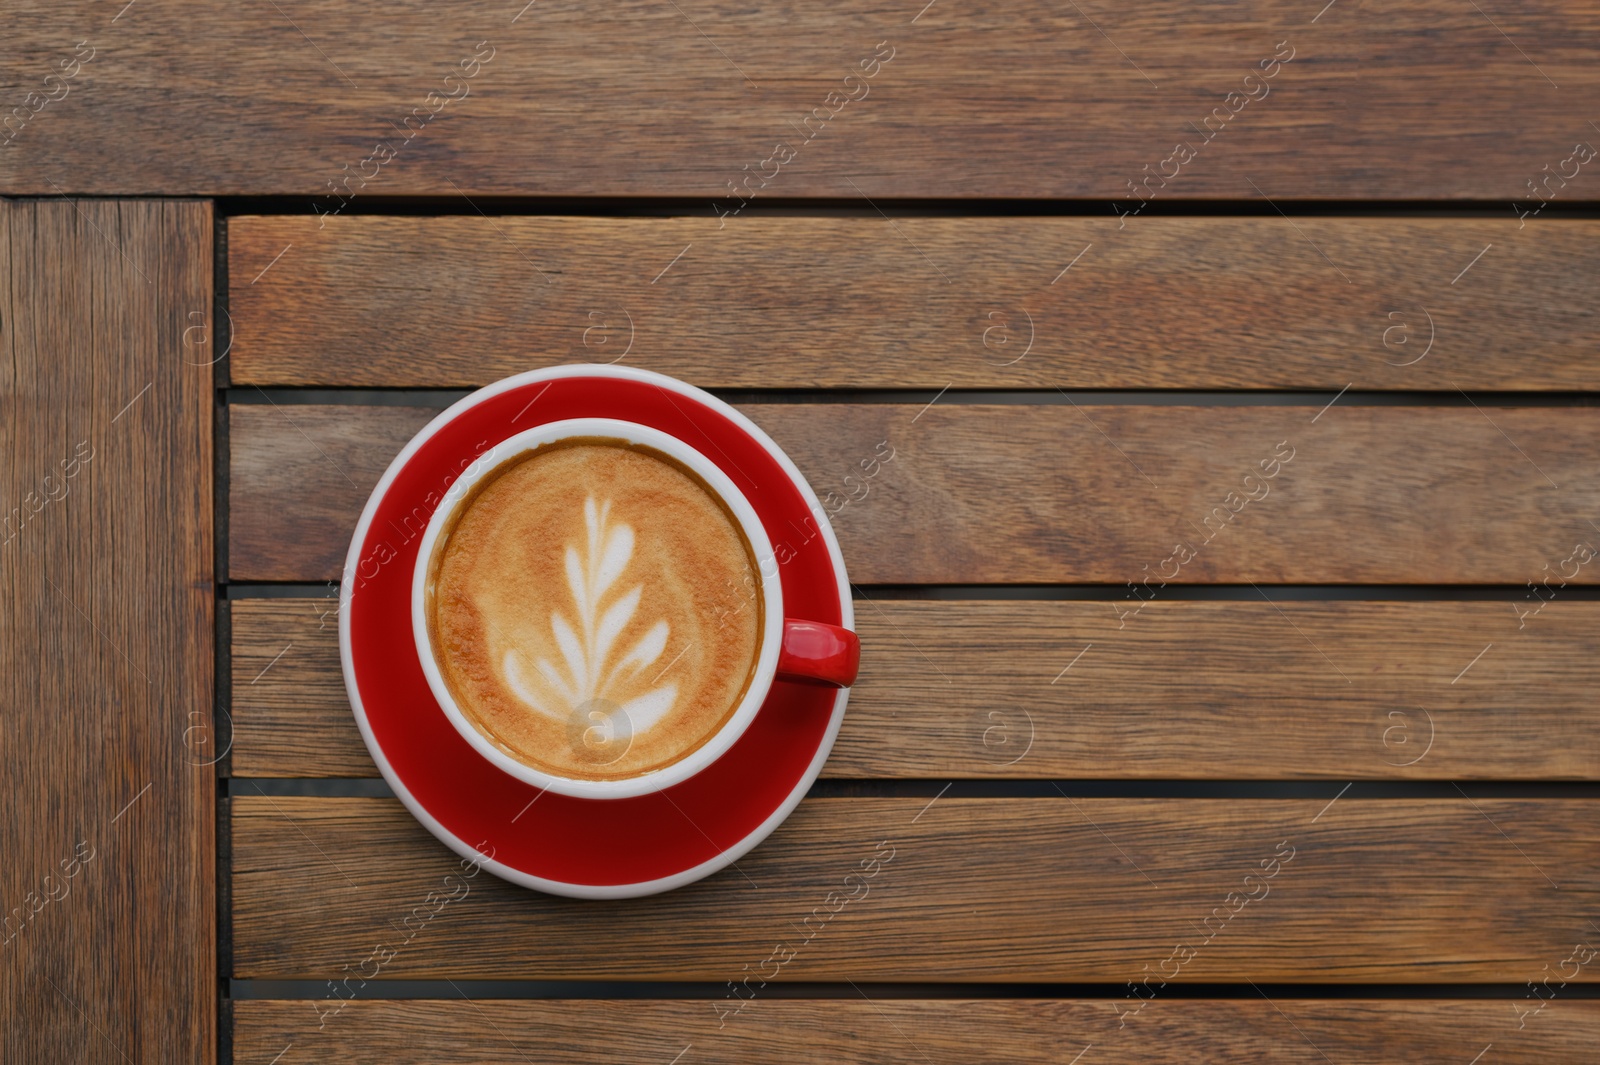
[339,364,854,899]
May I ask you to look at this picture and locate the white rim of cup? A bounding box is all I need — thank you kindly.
[339,364,854,898]
[409,417,786,801]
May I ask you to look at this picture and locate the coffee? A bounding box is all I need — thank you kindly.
[425,437,763,782]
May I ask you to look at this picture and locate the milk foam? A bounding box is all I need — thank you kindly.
[428,439,762,781]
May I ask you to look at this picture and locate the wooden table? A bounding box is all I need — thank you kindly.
[5,2,1600,1060]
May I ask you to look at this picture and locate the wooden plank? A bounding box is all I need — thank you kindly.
[231,597,1600,780]
[231,796,1599,981]
[228,216,1600,390]
[233,999,1600,1064]
[0,201,214,1062]
[4,1,1596,198]
[227,402,1600,584]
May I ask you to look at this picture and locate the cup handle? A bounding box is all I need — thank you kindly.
[775,619,860,688]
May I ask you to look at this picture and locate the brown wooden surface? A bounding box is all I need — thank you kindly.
[233,999,1600,1064]
[229,401,1600,585]
[4,1,1598,199]
[232,597,1600,780]
[3,0,1595,1053]
[228,215,1600,390]
[0,201,214,1062]
[232,796,1597,981]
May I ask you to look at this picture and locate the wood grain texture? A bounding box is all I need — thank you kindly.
[231,796,1598,981]
[0,201,214,1062]
[228,215,1600,390]
[233,999,1600,1064]
[227,402,1600,584]
[3,1,1597,198]
[231,597,1600,780]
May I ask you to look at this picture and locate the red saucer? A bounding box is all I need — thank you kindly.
[339,366,852,897]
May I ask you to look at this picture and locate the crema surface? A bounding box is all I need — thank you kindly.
[427,439,763,782]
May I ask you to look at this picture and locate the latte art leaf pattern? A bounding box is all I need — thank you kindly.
[432,440,765,781]
[502,497,679,732]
